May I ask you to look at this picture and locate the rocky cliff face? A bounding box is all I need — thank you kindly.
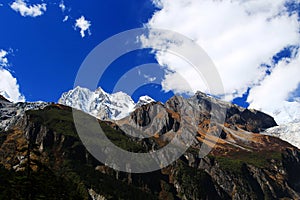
[0,95,10,102]
[0,95,48,132]
[0,93,299,199]
[121,92,277,136]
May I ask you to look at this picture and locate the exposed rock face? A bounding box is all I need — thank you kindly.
[0,92,298,200]
[0,95,10,102]
[195,140,300,200]
[0,96,48,132]
[89,188,107,200]
[190,92,277,132]
[117,92,277,142]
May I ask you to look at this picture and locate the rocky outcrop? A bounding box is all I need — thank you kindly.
[0,95,10,102]
[0,97,48,132]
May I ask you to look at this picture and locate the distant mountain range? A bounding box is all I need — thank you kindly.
[2,85,300,150]
[58,87,300,150]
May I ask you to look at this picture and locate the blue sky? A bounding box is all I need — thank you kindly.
[0,0,300,124]
[0,0,164,102]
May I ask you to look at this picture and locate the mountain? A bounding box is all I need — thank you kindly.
[1,91,300,199]
[59,87,300,152]
[260,101,300,149]
[0,95,10,102]
[0,95,48,132]
[59,86,154,120]
[263,122,300,149]
[0,92,10,102]
[134,95,156,109]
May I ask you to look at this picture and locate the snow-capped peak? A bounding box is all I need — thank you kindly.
[60,86,93,113]
[135,95,155,108]
[58,87,156,120]
[138,95,155,103]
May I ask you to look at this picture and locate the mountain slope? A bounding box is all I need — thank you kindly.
[59,86,154,120]
[0,95,10,102]
[1,92,300,199]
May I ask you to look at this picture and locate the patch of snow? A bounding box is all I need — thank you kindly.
[263,122,300,149]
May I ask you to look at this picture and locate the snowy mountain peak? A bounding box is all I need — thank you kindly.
[138,95,155,102]
[135,95,155,108]
[60,86,93,113]
[58,87,155,120]
[111,91,133,102]
[94,87,108,95]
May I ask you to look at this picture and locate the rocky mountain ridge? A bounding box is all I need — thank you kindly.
[59,87,300,150]
[0,94,10,102]
[0,95,48,132]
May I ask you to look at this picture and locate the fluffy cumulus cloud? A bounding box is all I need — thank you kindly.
[0,49,25,102]
[247,48,300,123]
[10,0,47,17]
[0,50,9,67]
[143,0,300,123]
[75,16,91,38]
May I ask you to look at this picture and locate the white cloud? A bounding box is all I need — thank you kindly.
[143,0,300,123]
[10,0,46,17]
[0,69,25,102]
[144,74,157,82]
[144,0,300,99]
[75,16,91,38]
[59,1,66,12]
[0,49,25,102]
[63,15,69,22]
[0,50,9,67]
[247,49,300,124]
